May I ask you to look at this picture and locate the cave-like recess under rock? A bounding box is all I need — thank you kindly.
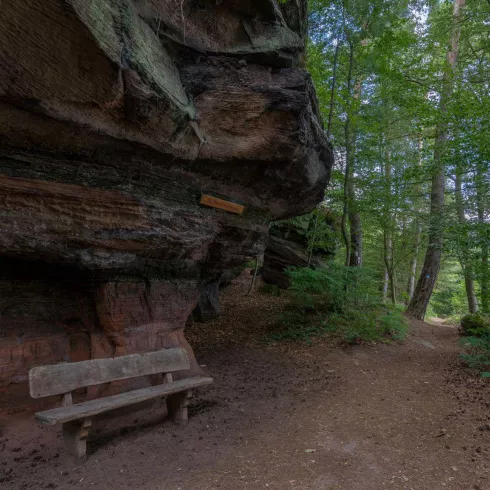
[0,0,332,411]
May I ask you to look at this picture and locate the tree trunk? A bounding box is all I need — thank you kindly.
[383,151,395,303]
[455,167,478,313]
[342,41,354,266]
[383,267,389,302]
[327,39,341,139]
[481,246,490,314]
[406,0,465,320]
[407,224,421,302]
[348,208,363,267]
[311,29,338,267]
[307,210,320,267]
[476,164,489,313]
[406,135,423,303]
[464,270,479,314]
[384,238,397,304]
[247,257,260,296]
[347,73,362,267]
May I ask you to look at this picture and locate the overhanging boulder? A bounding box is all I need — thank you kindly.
[0,0,332,410]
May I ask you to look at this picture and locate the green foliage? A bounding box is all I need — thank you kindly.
[379,308,410,341]
[287,263,379,312]
[269,265,408,344]
[427,260,468,318]
[307,0,490,318]
[460,335,490,378]
[270,208,339,258]
[329,307,408,344]
[460,313,490,337]
[245,259,257,269]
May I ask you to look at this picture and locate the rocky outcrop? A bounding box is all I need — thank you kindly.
[191,279,222,324]
[262,210,338,288]
[262,236,311,289]
[191,269,242,323]
[0,0,332,410]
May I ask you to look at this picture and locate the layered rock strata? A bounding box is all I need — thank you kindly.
[0,0,332,410]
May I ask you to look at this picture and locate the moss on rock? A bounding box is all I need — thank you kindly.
[460,313,490,337]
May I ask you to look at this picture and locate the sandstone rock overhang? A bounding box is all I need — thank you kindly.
[0,0,332,409]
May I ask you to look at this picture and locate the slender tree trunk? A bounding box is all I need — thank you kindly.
[327,39,341,139]
[455,167,478,313]
[383,233,395,303]
[476,165,489,313]
[342,15,365,269]
[348,205,363,266]
[341,195,350,266]
[347,76,363,267]
[407,135,423,303]
[463,269,479,314]
[247,257,259,296]
[390,269,397,305]
[407,225,421,302]
[479,254,489,313]
[309,36,340,268]
[383,267,389,302]
[383,151,395,303]
[342,41,354,266]
[406,0,465,319]
[481,245,490,314]
[307,211,320,267]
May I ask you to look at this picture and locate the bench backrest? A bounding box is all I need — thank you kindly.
[29,347,190,399]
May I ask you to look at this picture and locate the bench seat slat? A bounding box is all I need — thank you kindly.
[29,348,190,399]
[35,377,213,425]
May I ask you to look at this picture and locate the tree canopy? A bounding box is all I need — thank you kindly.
[305,0,490,319]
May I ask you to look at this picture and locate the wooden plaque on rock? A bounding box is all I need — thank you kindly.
[200,194,245,215]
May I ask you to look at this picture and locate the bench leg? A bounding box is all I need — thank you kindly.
[167,390,192,423]
[62,419,91,461]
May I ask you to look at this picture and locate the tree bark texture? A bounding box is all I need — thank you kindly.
[476,164,489,313]
[406,0,465,319]
[455,167,478,313]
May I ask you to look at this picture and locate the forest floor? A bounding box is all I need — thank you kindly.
[1,271,489,490]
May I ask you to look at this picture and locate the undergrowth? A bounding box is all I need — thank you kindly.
[460,335,490,378]
[459,314,490,378]
[268,264,408,345]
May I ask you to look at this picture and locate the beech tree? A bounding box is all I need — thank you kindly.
[407,0,466,319]
[308,0,489,319]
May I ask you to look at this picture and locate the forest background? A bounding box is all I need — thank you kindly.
[284,0,490,322]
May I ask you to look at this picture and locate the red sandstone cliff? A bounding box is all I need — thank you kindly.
[0,0,332,411]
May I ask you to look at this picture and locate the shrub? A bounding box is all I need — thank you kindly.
[286,263,379,314]
[378,308,409,341]
[268,265,408,344]
[460,335,490,378]
[460,313,490,337]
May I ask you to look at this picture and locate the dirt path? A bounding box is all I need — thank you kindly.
[1,274,489,489]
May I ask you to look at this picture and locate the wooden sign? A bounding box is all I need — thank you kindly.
[200,194,245,215]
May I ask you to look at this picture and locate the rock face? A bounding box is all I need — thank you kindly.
[191,269,245,323]
[191,279,222,324]
[263,211,338,288]
[0,0,332,410]
[262,236,312,289]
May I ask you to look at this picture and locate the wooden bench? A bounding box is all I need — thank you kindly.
[29,347,213,461]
